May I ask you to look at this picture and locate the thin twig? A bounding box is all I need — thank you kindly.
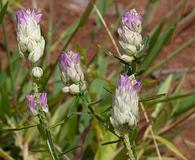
[93,4,122,57]
[140,103,163,160]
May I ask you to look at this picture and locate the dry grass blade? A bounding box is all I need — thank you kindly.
[140,102,163,160]
[93,4,122,57]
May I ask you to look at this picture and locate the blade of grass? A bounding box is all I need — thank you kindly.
[0,149,15,160]
[149,92,195,105]
[140,17,178,73]
[143,0,159,27]
[153,135,188,160]
[151,74,172,118]
[172,92,195,117]
[145,36,195,75]
[0,2,8,24]
[140,103,162,160]
[0,124,38,132]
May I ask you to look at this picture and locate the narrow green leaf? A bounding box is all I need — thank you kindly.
[101,139,121,145]
[0,2,8,24]
[148,20,165,51]
[0,88,10,117]
[173,93,195,117]
[0,148,14,160]
[153,135,188,160]
[0,124,37,132]
[146,36,195,75]
[59,146,80,156]
[149,92,195,105]
[140,94,166,102]
[140,17,178,72]
[152,74,173,118]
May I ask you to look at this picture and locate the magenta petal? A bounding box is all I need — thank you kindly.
[71,52,80,64]
[25,94,38,115]
[39,92,48,112]
[60,52,73,68]
[122,10,142,29]
[16,8,42,24]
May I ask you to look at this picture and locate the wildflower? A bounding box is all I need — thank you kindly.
[110,74,141,134]
[16,8,45,63]
[26,93,48,115]
[118,9,144,61]
[59,51,87,94]
[32,67,43,78]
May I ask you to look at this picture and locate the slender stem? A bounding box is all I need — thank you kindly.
[46,129,58,160]
[140,103,162,160]
[123,133,135,160]
[0,148,14,160]
[33,82,58,160]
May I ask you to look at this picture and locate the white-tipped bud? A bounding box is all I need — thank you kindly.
[59,51,87,94]
[121,55,134,63]
[62,84,80,94]
[62,86,70,93]
[118,9,144,56]
[69,84,80,94]
[32,67,43,78]
[16,8,45,63]
[110,74,141,134]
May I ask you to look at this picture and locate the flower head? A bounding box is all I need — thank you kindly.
[110,74,141,134]
[118,9,144,60]
[59,51,87,94]
[25,93,48,115]
[16,8,45,63]
[122,9,142,33]
[16,8,42,24]
[60,51,80,68]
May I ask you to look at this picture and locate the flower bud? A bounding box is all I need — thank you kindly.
[32,67,43,78]
[121,54,134,63]
[110,74,141,134]
[69,84,80,94]
[121,9,142,33]
[62,86,70,93]
[16,8,45,63]
[59,51,87,93]
[25,93,48,115]
[118,9,144,58]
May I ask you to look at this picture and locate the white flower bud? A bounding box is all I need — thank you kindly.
[32,67,43,78]
[121,55,134,63]
[110,75,141,134]
[16,8,45,63]
[69,84,80,94]
[60,51,87,94]
[118,9,144,56]
[62,86,70,93]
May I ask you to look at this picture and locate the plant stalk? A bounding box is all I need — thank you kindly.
[33,82,58,160]
[124,133,135,160]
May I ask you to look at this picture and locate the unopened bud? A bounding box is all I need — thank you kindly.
[32,67,43,78]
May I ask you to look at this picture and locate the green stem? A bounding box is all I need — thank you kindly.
[46,129,58,160]
[0,149,14,160]
[124,133,135,160]
[33,82,58,160]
